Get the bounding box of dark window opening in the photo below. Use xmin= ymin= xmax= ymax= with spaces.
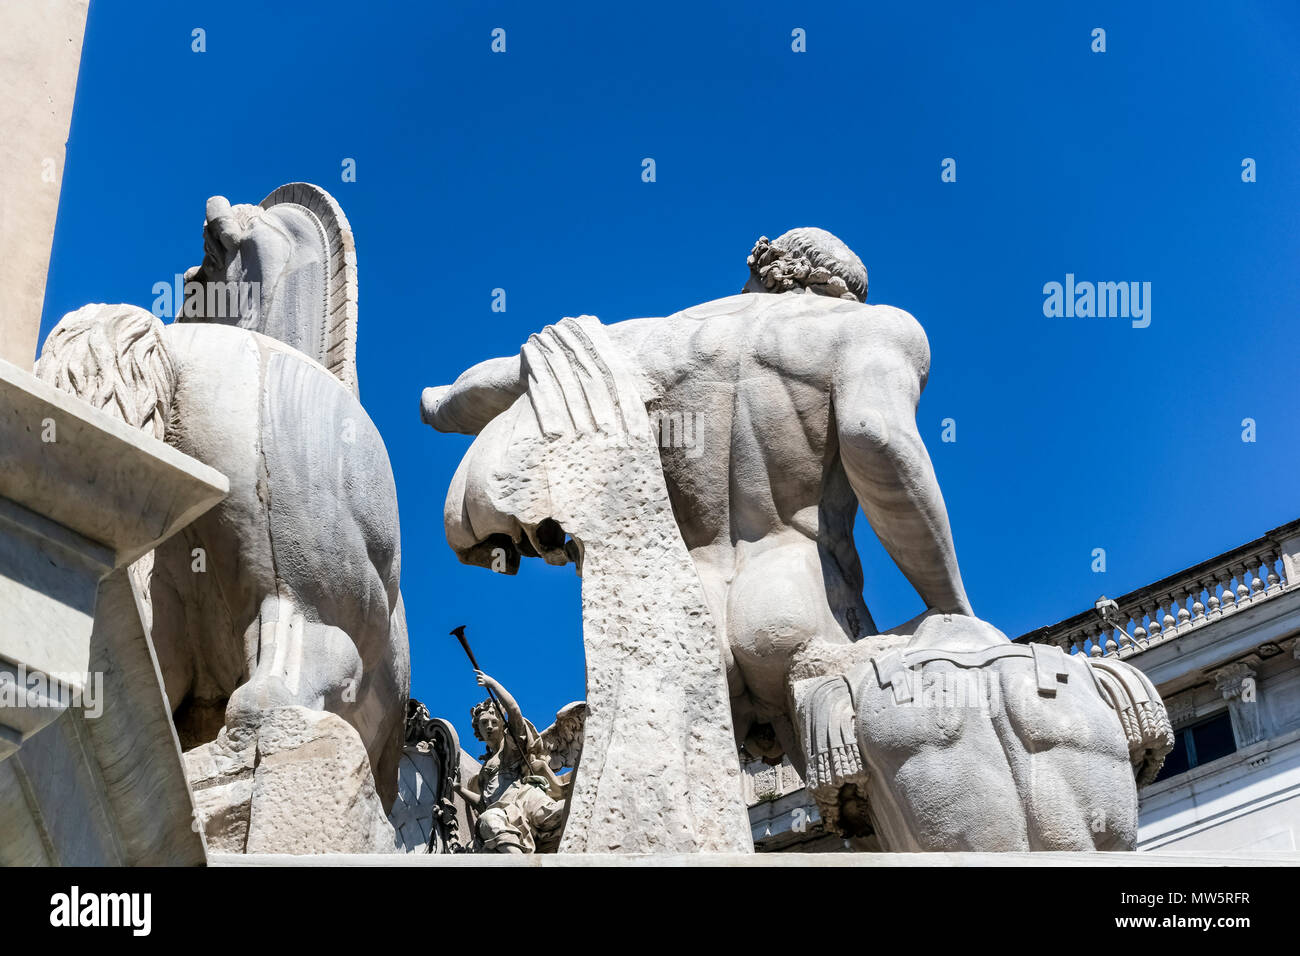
xmin=1153 ymin=711 xmax=1238 ymax=783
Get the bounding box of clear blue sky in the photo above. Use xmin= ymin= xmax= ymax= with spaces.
xmin=40 ymin=1 xmax=1300 ymax=751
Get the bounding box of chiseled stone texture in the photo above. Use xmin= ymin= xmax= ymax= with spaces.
xmin=186 ymin=706 xmax=398 ymax=855
xmin=443 ymin=317 xmax=753 ymax=853
xmin=551 ymin=429 xmax=752 ymax=852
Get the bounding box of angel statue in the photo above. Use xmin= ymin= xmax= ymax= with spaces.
xmin=457 ymin=671 xmax=586 ymax=853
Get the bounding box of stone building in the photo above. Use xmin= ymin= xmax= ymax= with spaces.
xmin=746 ymin=518 xmax=1300 ymax=853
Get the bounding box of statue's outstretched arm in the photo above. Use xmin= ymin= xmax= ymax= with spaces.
xmin=476 ymin=671 xmax=531 ymax=748
xmin=833 ymin=310 xmax=972 ymax=617
xmin=421 ymin=354 xmax=524 ymax=435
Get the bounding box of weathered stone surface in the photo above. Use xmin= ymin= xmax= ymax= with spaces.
xmin=435 ymin=316 xmax=753 ymax=853
xmin=0 ymin=357 xmax=228 ymax=576
xmin=186 ymin=706 xmax=398 ymax=854
xmin=0 ymin=360 xmax=224 ymax=866
xmin=787 ymin=611 xmax=1173 ymax=851
xmin=37 ymin=296 xmax=409 ymax=827
xmin=424 ymin=227 xmax=1170 ymax=853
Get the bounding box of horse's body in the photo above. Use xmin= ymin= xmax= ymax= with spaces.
xmin=149 ymin=323 xmax=408 ymax=806
xmin=38 ymin=185 xmax=408 ymax=817
xmin=793 ymin=611 xmax=1171 ymax=850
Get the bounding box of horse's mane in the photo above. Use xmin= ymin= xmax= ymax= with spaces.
xmin=35 ymin=303 xmax=176 ymax=442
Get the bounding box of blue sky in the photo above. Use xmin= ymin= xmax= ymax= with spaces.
xmin=40 ymin=1 xmax=1300 ymax=751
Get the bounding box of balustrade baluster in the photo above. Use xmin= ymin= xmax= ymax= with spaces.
xmin=1265 ymin=550 xmax=1282 ymax=592
xmin=1249 ymin=558 xmax=1265 ymax=597
xmin=1191 ymin=580 xmax=1207 ymax=623
xmin=1132 ymin=609 xmax=1148 ymax=646
xmin=1145 ymin=603 xmax=1163 ymax=642
xmin=1218 ymin=571 xmax=1237 ymax=610
xmin=1234 ymin=563 xmax=1251 ymax=602
xmin=1175 ymin=587 xmax=1192 ymax=629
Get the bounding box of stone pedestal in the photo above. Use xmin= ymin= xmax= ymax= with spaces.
xmin=185 ymin=706 xmax=400 ymax=855
xmin=0 ymin=358 xmax=227 ymax=864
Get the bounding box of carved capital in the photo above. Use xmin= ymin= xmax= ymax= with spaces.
xmin=1163 ymin=690 xmax=1196 ymax=728
xmin=1213 ymin=660 xmax=1258 ymax=701
xmin=1211 ymin=658 xmax=1264 ymax=747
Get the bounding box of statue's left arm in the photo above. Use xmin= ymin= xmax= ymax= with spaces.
xmin=833 ymin=308 xmax=973 ymax=617
xmin=421 ymin=355 xmax=524 ymax=435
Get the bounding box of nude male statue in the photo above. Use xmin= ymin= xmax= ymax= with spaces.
xmin=422 ymin=228 xmax=970 ymax=766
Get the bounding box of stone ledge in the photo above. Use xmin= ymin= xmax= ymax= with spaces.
xmin=0 ymin=358 xmax=228 ymax=567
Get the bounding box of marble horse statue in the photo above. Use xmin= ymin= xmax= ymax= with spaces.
xmin=36 ymin=184 xmax=410 ymax=820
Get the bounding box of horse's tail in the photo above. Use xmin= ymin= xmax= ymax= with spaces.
xmin=1089 ymin=657 xmax=1175 ymax=785
xmin=35 ymin=303 xmax=177 ymax=442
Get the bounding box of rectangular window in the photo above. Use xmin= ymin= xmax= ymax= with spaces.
xmin=1152 ymin=711 xmax=1237 ymax=783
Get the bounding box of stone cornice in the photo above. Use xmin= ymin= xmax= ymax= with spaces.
xmin=0 ymin=359 xmax=228 ymax=566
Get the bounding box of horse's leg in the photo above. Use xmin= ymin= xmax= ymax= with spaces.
xmin=223 ymin=593 xmax=363 ymax=747
xmin=332 ymin=594 xmax=410 ymax=811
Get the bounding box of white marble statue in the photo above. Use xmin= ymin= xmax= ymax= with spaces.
xmin=424 ymin=228 xmax=959 ymax=770
xmin=792 ymin=610 xmax=1171 ymax=849
xmin=422 ymin=227 xmax=1171 ymax=852
xmin=457 ymin=671 xmax=585 ymax=853
xmin=36 ymin=185 xmax=410 ymax=850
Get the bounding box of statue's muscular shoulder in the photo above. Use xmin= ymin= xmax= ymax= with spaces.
xmin=830 ymin=301 xmax=932 ymax=390
xmin=607 ymin=294 xmax=930 ymax=393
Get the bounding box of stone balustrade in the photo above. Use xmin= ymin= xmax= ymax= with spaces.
xmin=1017 ymin=519 xmax=1300 ymax=659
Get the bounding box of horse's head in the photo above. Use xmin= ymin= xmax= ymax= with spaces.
xmin=182 ymin=194 xmax=331 ymax=361
xmin=182 ymin=197 xmax=280 ymax=326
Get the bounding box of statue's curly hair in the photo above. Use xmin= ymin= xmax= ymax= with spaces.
xmin=469 ymin=698 xmax=503 ymax=742
xmin=746 ymin=227 xmax=867 ymax=302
